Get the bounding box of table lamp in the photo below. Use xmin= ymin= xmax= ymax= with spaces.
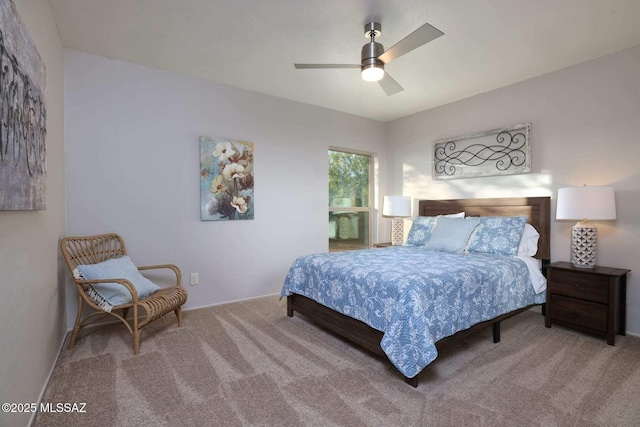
xmin=383 ymin=196 xmax=411 ymax=246
xmin=556 ymin=186 xmax=616 ymax=268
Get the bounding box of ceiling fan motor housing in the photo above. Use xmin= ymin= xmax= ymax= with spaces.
xmin=361 ymin=40 xmax=384 ymax=71
xmin=362 ymin=22 xmax=384 ymax=72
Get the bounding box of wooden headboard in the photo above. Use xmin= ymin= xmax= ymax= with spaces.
xmin=418 ymin=197 xmax=550 ymax=260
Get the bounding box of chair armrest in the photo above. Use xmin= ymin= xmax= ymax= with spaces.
xmin=137 ymin=264 xmax=182 ymax=287
xmin=75 ymin=278 xmax=139 ymax=301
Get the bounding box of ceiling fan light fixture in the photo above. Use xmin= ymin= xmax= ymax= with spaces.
xmin=360 ymin=37 xmax=385 ymax=82
xmin=361 ymin=64 xmax=384 ymax=82
xmin=293 ymin=20 xmax=443 ymax=96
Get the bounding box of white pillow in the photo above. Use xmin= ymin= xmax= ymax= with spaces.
xmin=517 ymin=223 xmax=540 ymax=257
xmin=402 ymin=212 xmax=465 ymax=244
xmin=517 ymin=255 xmax=547 ymax=293
xmin=443 ymin=212 xmax=465 ymax=219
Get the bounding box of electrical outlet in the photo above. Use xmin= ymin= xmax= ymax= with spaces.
xmin=190 ymin=273 xmax=199 ymax=285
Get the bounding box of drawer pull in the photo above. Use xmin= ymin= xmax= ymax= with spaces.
xmin=574 ymin=283 xmax=580 ymax=288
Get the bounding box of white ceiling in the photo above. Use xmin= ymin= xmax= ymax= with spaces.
xmin=48 ymin=0 xmax=640 ymax=122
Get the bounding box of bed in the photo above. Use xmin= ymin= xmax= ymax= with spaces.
xmin=281 ymin=197 xmax=550 ymax=387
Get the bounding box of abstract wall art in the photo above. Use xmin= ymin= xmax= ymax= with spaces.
xmin=432 ymin=123 xmax=531 ymax=180
xmin=0 ymin=0 xmax=47 ymax=210
xmin=200 ymin=136 xmax=254 ymax=221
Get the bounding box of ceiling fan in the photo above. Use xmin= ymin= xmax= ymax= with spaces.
xmin=294 ymin=21 xmax=444 ymax=96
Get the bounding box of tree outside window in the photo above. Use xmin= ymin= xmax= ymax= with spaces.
xmin=329 ymin=149 xmax=371 ymax=251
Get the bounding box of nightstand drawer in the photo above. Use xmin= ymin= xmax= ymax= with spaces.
xmin=548 ymin=269 xmax=608 ymax=303
xmin=545 ymin=261 xmax=630 ymax=345
xmin=549 ymin=295 xmax=607 ymax=332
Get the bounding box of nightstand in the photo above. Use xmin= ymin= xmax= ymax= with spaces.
xmin=545 ymin=261 xmax=630 ymax=345
xmin=373 ymin=242 xmax=393 ymax=248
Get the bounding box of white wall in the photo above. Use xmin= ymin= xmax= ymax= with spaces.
xmin=387 ymin=44 xmax=640 ymax=335
xmin=64 ymin=50 xmax=387 ymax=327
xmin=0 ymin=1 xmax=65 ymax=426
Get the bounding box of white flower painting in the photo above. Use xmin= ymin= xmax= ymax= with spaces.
xmin=200 ymin=136 xmax=254 ymax=220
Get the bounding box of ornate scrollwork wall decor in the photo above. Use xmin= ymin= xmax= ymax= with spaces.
xmin=432 ymin=123 xmax=531 ymax=180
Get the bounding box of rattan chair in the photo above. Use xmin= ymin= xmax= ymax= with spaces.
xmin=60 ymin=233 xmax=188 ymax=354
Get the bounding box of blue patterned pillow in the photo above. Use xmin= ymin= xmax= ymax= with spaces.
xmin=405 ymin=216 xmax=437 ymax=246
xmin=466 ymin=216 xmax=528 ymax=256
xmin=423 ymin=217 xmax=480 ymax=253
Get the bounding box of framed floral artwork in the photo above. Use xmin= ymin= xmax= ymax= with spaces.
xmin=200 ymin=136 xmax=254 ymax=220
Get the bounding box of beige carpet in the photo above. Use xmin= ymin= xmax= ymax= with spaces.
xmin=35 ymin=295 xmax=640 ymax=426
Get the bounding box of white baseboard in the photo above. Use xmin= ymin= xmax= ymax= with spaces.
xmin=182 ymin=292 xmax=281 ymax=312
xmin=28 ymin=331 xmax=68 ymax=427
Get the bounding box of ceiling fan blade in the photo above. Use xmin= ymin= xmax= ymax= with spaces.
xmin=294 ymin=64 xmax=360 ymax=69
xmin=378 ymin=72 xmax=403 ymax=96
xmin=378 ymin=23 xmax=444 ymax=64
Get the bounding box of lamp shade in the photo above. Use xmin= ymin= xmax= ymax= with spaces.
xmin=383 ymin=196 xmax=411 ymax=217
xmin=556 ymin=186 xmax=616 ymax=220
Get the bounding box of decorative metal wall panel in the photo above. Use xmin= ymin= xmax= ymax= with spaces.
xmin=432 ymin=123 xmax=531 ymax=180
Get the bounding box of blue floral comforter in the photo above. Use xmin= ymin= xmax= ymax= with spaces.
xmin=280 ymin=246 xmax=545 ymax=378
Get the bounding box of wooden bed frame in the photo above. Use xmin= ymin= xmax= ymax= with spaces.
xmin=287 ymin=196 xmax=551 ymax=387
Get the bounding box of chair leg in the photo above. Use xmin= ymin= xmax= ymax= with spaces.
xmin=68 ymin=294 xmax=84 ymax=349
xmin=122 ymin=307 xmax=129 ymax=320
xmin=133 ymin=330 xmax=140 ymax=355
xmin=175 ymin=308 xmax=183 ymax=326
xmin=132 ymin=304 xmax=140 ymax=354
xmin=68 ymin=327 xmax=81 ymax=349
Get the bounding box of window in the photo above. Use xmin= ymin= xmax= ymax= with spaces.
xmin=328 ymin=149 xmax=372 ymax=252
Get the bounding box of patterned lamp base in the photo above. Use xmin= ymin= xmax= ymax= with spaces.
xmin=338 ymin=216 xmax=351 ymax=239
xmin=571 ymin=221 xmax=597 ymax=268
xmin=391 ymin=217 xmax=404 ymax=246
